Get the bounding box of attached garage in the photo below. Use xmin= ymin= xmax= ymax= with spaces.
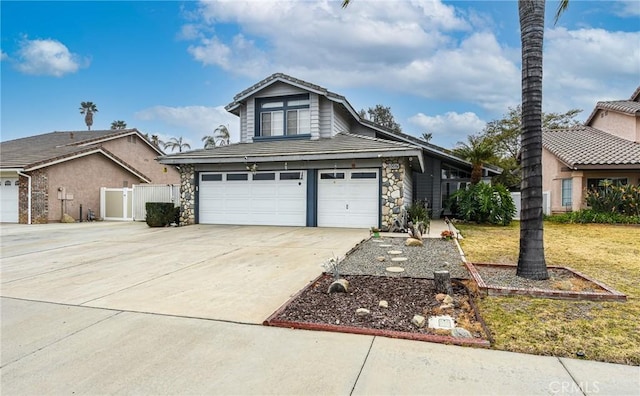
xmin=317 ymin=169 xmax=380 ymax=228
xmin=199 ymin=171 xmax=307 ymax=226
xmin=0 ymin=178 xmax=19 ymax=223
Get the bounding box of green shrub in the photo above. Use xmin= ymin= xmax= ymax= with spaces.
xmin=585 ymin=182 xmax=639 ymax=216
xmin=406 ymin=200 xmax=430 ymax=223
xmin=450 ymin=183 xmax=515 ymax=225
xmin=547 ymin=210 xmax=640 ymax=224
xmin=146 ymin=202 xmax=178 ymax=227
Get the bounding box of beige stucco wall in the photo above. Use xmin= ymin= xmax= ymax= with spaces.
xmin=543 ymin=148 xmax=640 ymax=213
xmin=101 ymin=136 xmax=179 ymax=184
xmin=45 ymin=153 xmax=143 ymax=222
xmin=589 ymin=109 xmax=639 ymax=142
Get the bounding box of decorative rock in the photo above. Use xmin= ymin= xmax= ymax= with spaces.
xmin=405 ymin=238 xmax=423 ymax=247
xmin=439 ymin=303 xmax=454 ymax=309
xmin=376 ymin=256 xmax=386 ymax=262
xmin=435 ymin=293 xmax=447 ymax=302
xmin=391 ymin=257 xmax=408 ymax=262
xmin=356 ymin=308 xmax=371 ymax=317
xmin=386 ymin=266 xmax=405 ymax=273
xmin=411 ymin=315 xmax=426 ymax=328
xmin=387 ymin=250 xmax=403 ymax=255
xmin=379 ymin=300 xmax=389 ymax=308
xmin=451 ymin=327 xmax=473 ymax=338
xmin=428 ymin=315 xmax=455 ymax=329
xmin=443 ymin=295 xmax=454 ymax=304
xmin=61 ymin=213 xmax=75 ymax=223
xmin=327 ymin=279 xmax=349 ymax=293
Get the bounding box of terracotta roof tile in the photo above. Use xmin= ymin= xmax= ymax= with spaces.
xmin=543 ymin=126 xmax=640 ymax=168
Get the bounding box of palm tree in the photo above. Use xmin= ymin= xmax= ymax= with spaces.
xmin=453 ymin=135 xmax=495 ymax=184
xmin=201 ymin=135 xmax=216 ymax=149
xmin=110 ymin=120 xmax=127 ymax=130
xmin=214 ymin=125 xmax=231 ymax=146
xmin=516 ymin=0 xmax=568 ymax=280
xmin=79 ymin=102 xmax=98 ymax=130
xmin=163 ymin=136 xmax=191 ymax=153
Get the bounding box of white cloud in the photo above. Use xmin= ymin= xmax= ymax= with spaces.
xmin=543 ymin=27 xmax=640 ymax=117
xmin=408 ymin=111 xmax=486 ymax=147
xmin=613 ymin=0 xmax=640 ymax=17
xmin=135 ymin=105 xmax=239 ymax=148
xmin=15 ymin=38 xmax=87 ymax=77
xmin=0 ymin=49 xmax=8 ymax=61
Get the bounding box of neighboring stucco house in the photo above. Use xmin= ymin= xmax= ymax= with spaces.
xmin=542 ymin=87 xmax=640 ymax=213
xmin=159 ymin=73 xmax=498 ymax=229
xmin=0 ymin=128 xmax=179 ymax=223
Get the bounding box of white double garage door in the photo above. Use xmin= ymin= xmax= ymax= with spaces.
xmin=199 ymin=169 xmax=379 ymax=228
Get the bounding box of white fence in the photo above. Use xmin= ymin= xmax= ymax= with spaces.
xmin=511 ymin=191 xmax=551 ymax=220
xmin=132 ymin=184 xmax=180 ymax=221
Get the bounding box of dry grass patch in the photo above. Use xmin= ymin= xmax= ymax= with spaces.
xmin=456 ymin=222 xmax=640 ymax=365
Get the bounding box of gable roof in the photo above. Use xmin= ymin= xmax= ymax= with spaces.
xmin=224 ymin=72 xmax=498 ymax=174
xmin=159 ymin=132 xmax=425 ymax=171
xmin=543 ymin=126 xmax=640 ymax=169
xmin=585 ymin=86 xmax=640 ymax=126
xmin=0 ymin=129 xmax=156 ymax=181
xmin=225 ymin=72 xmax=359 ymax=118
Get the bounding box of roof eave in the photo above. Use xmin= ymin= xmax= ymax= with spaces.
xmin=159 ymin=149 xmax=424 ymax=171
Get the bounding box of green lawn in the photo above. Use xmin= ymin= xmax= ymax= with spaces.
xmin=456 ymin=222 xmax=640 ymax=366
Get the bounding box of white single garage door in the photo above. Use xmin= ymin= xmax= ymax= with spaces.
xmin=199 ymin=171 xmax=307 ymax=226
xmin=318 ymin=169 xmax=379 ymax=228
xmin=0 ymin=178 xmax=19 ymax=223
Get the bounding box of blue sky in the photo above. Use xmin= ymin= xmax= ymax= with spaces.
xmin=1 ymin=0 xmax=639 ymax=150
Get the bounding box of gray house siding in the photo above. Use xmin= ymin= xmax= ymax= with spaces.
xmin=256 ymin=81 xmax=307 ymax=97
xmin=239 ymin=106 xmax=248 ymax=142
xmin=244 ymin=99 xmax=255 ymax=143
xmin=413 ymin=156 xmax=443 ymax=218
xmin=403 ymin=160 xmax=413 ymax=207
xmin=334 ymin=108 xmax=350 ymax=136
xmin=310 ymin=93 xmax=320 ymax=140
xmin=319 ymin=97 xmax=333 ymax=138
xmin=351 ymin=123 xmax=376 ymax=137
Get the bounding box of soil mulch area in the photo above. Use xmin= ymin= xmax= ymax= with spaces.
xmin=267 ymin=274 xmax=490 ymax=345
xmin=338 ymin=237 xmax=469 ymax=279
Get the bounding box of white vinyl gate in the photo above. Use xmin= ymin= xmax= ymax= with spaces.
xmin=132 ymin=184 xmax=180 ymax=221
xmin=100 ymin=184 xmax=179 ymax=221
xmin=511 ymin=191 xmax=551 ymax=220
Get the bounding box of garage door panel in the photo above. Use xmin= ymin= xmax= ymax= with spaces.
xmin=199 ymin=171 xmax=306 ymax=226
xmin=0 ymin=178 xmax=19 ymax=223
xmin=318 ymin=169 xmax=379 ymax=228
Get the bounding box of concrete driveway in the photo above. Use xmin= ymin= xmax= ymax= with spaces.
xmin=2 ymin=222 xmax=637 ymax=395
xmin=0 ymin=222 xmax=368 ymax=323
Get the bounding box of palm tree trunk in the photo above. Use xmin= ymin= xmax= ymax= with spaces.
xmin=85 ymin=112 xmax=93 ymax=131
xmin=517 ymin=0 xmax=548 ymax=280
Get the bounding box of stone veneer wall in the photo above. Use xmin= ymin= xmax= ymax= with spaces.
xmin=19 ymin=169 xmax=49 ymax=224
xmin=381 ymin=158 xmax=406 ymax=230
xmin=179 ymin=165 xmax=196 ymax=225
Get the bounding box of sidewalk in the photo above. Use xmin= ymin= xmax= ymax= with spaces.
xmin=2 ymin=297 xmax=637 ymax=395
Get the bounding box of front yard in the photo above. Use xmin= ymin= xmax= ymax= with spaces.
xmin=456 ymin=222 xmax=640 ymax=365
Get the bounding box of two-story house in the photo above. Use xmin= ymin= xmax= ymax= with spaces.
xmin=159 ymin=73 xmax=498 ymax=229
xmin=542 ymin=87 xmax=640 ymax=213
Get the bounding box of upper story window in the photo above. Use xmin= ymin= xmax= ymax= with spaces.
xmin=256 ymin=94 xmax=310 ymax=138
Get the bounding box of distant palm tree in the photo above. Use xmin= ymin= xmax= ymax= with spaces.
xmin=110 ymin=120 xmax=127 ymax=130
xmin=453 ymin=135 xmax=495 ymax=184
xmin=79 ymin=102 xmax=98 ymax=130
xmin=201 ymin=135 xmax=216 ymax=149
xmin=163 ymin=136 xmax=191 ymax=153
xmin=214 ymin=125 xmax=231 ymax=146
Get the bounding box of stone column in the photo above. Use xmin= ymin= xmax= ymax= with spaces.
xmin=381 ymin=158 xmax=405 ymax=230
xmin=179 ymin=165 xmax=196 ymax=225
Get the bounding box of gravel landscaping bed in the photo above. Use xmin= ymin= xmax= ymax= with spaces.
xmin=474 ymin=265 xmax=609 ymax=292
xmin=338 ymin=237 xmax=469 ymax=279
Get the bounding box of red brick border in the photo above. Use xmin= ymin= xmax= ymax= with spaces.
xmin=464 ymin=262 xmax=627 ymax=302
xmin=264 ymin=273 xmax=491 ymax=348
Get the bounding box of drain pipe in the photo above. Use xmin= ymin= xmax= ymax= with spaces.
xmin=17 ymin=171 xmax=32 ymax=224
